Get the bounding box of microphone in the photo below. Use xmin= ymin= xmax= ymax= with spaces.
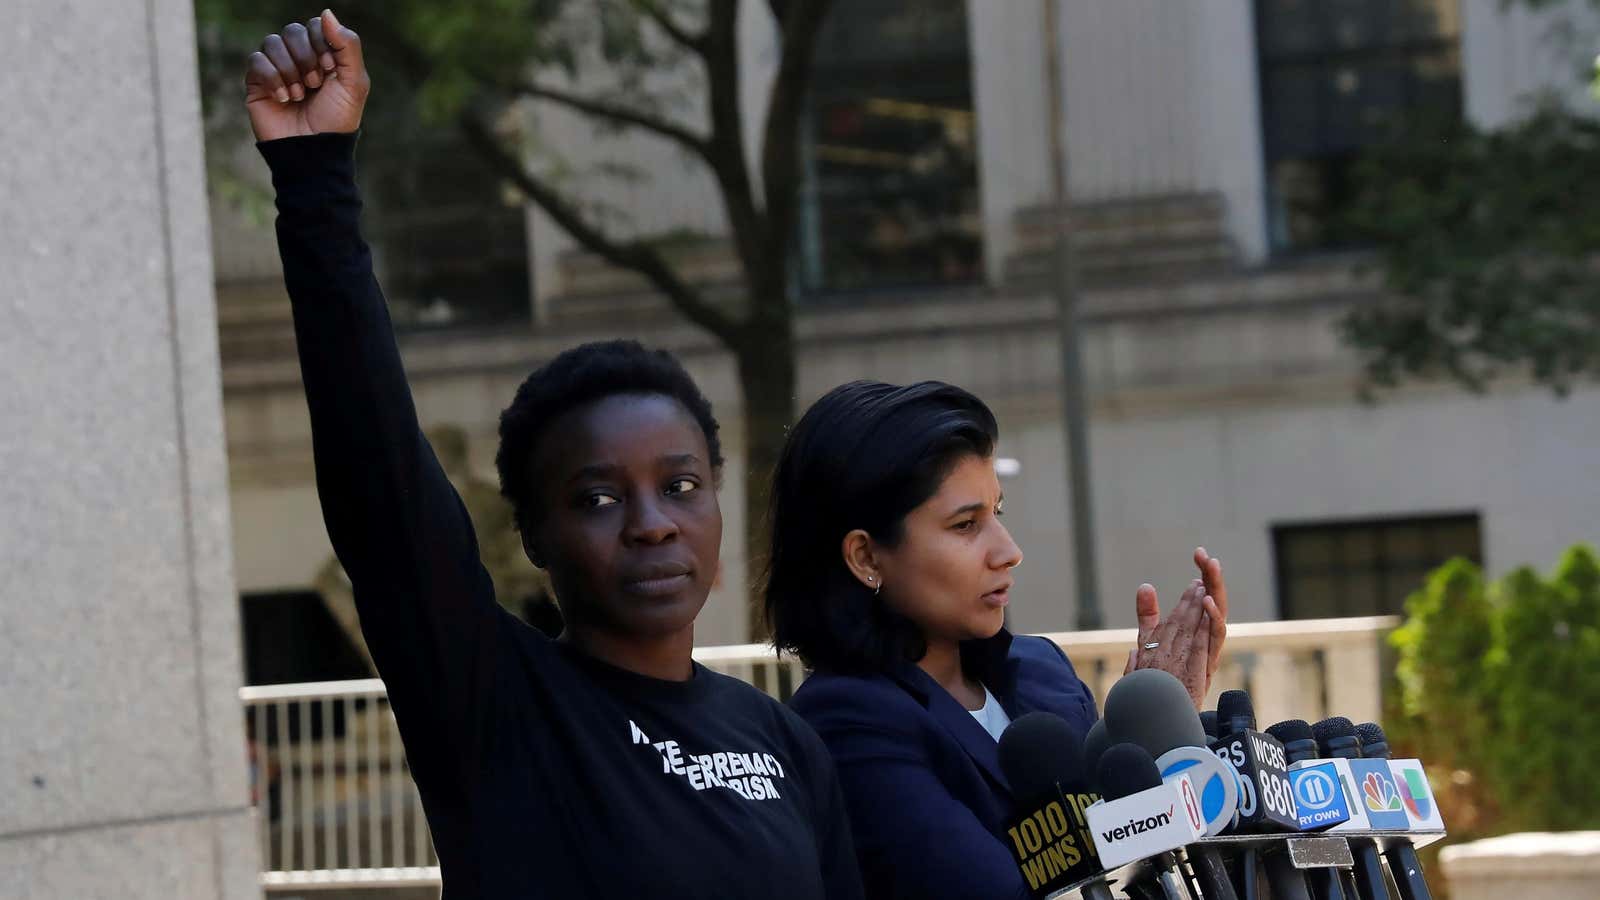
xmin=1103 ymin=670 xmax=1240 ymax=900
xmin=1083 ymin=717 xmax=1112 ymax=786
xmin=996 ymin=712 xmax=1104 ymax=898
xmin=1211 ymin=691 xmax=1297 ymax=900
xmin=1268 ymin=720 xmax=1352 ymax=831
xmin=1355 ymin=723 xmax=1438 ymax=900
xmin=1218 ymin=690 xmax=1255 ymax=738
xmin=1354 ymin=723 xmax=1389 ymax=760
xmin=1267 ymin=720 xmax=1319 ymax=766
xmin=1087 ymin=743 xmax=1202 ymax=900
xmin=1214 ymin=693 xmax=1299 ymax=833
xmin=1201 ymin=710 xmax=1221 ymax=750
xmin=1305 ymin=718 xmax=1374 ymax=834
xmin=1314 ymin=718 xmax=1392 ymax=900
xmin=1269 ymin=720 xmax=1350 ymax=900
xmin=1105 ymin=669 xmax=1241 ymax=836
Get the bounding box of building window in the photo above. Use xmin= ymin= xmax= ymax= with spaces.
xmin=1255 ymin=0 xmax=1462 ymax=252
xmin=1273 ymin=513 xmax=1482 ymax=619
xmin=239 ymin=591 xmax=371 ymax=686
xmin=358 ymin=110 xmax=532 ymax=331
xmin=798 ymin=0 xmax=982 ymax=295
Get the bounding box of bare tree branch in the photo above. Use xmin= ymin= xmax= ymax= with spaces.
xmin=630 ymin=0 xmax=706 ymax=53
xmin=509 ymin=79 xmax=712 ymax=159
xmin=701 ymin=0 xmax=767 ymax=286
xmin=459 ymin=113 xmax=740 ymax=341
xmin=758 ymin=0 xmax=833 ymax=299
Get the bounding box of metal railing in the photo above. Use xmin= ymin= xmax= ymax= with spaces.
xmin=243 ymin=616 xmax=1397 ymax=890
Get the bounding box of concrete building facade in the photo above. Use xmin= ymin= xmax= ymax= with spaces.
xmin=215 ymin=0 xmax=1600 ymax=653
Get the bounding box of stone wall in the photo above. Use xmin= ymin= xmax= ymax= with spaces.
xmin=0 ymin=0 xmax=258 ymax=896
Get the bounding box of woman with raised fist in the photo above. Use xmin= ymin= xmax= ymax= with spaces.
xmin=246 ymin=11 xmax=862 ymax=898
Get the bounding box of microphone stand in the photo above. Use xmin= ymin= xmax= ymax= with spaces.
xmin=1189 ymin=844 xmax=1240 ymax=900
xmin=1310 ymin=867 xmax=1348 ymax=900
xmin=1262 ymin=848 xmax=1314 ymax=900
xmin=1383 ymin=845 xmax=1434 ymax=900
xmin=1231 ymin=847 xmax=1259 ymax=900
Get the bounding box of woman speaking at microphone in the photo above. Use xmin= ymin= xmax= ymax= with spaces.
xmin=763 ymin=380 xmax=1227 ymax=899
xmin=244 ymin=11 xmax=861 ymax=898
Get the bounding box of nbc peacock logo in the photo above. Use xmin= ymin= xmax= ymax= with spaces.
xmin=1362 ymin=772 xmax=1401 ymax=812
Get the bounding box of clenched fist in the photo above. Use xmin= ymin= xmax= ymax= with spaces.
xmin=244 ymin=9 xmax=370 ymax=142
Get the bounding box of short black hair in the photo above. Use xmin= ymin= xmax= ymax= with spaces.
xmin=763 ymin=380 xmax=999 ymax=673
xmin=496 ymin=340 xmax=723 ymax=535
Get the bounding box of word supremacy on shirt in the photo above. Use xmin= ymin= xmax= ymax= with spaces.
xmin=631 ymin=719 xmax=788 ymax=800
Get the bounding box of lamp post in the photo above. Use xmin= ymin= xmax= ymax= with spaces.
xmin=1039 ymin=0 xmax=1102 ymax=630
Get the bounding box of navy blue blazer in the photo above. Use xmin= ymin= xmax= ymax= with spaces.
xmin=788 ymin=631 xmax=1099 ymax=900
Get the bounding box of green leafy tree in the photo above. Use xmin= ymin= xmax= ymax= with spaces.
xmin=1343 ymin=107 xmax=1600 ymax=395
xmin=1341 ymin=0 xmax=1600 ymax=396
xmin=198 ymin=1 xmax=834 ymax=638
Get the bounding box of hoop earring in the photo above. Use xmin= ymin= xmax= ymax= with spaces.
xmin=868 ymin=575 xmax=881 ymax=597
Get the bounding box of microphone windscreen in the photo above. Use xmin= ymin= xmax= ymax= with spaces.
xmin=1265 ymin=719 xmax=1313 ymax=745
xmin=1217 ymin=689 xmax=1255 ymax=731
xmin=1096 ymin=742 xmax=1164 ymax=801
xmin=1318 ymin=714 xmax=1356 ymax=743
xmin=1083 ymin=718 xmax=1111 ymax=780
xmin=1355 ymin=722 xmax=1391 ymax=759
xmin=1104 ymin=668 xmax=1206 ymax=756
xmin=1199 ymin=710 xmax=1219 ymax=739
xmin=998 ymin=711 xmax=1087 ymax=801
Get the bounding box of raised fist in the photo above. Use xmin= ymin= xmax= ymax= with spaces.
xmin=244 ymin=9 xmax=370 ymax=142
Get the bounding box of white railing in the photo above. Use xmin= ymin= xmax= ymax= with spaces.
xmin=243 ymin=616 xmax=1397 ymax=890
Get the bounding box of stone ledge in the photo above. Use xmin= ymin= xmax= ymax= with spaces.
xmin=1440 ymin=831 xmax=1600 ymax=878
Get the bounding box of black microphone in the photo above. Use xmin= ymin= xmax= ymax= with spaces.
xmin=1092 ymin=743 xmax=1194 ymax=900
xmin=1312 ymin=717 xmax=1365 ymax=763
xmin=996 ymin=712 xmax=1105 ymax=898
xmin=1211 ymin=691 xmax=1296 ymax=900
xmin=1083 ymin=717 xmax=1112 ymax=789
xmin=1218 ymin=690 xmax=1255 ymax=736
xmin=1266 ymin=719 xmax=1320 ymax=766
xmin=1201 ymin=710 xmax=1221 ymax=750
xmin=1354 ymin=723 xmax=1390 ymax=761
xmin=1314 ymin=717 xmax=1392 ymax=900
xmin=1216 ymin=694 xmax=1298 ymax=833
xmin=1356 ymin=723 xmax=1435 ymax=900
xmin=1266 ymin=719 xmax=1343 ymax=900
xmin=1103 ymin=670 xmax=1240 ymax=900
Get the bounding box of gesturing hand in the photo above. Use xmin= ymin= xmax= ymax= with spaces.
xmin=244 ymin=9 xmax=370 ymax=142
xmin=1122 ymin=547 xmax=1230 ymax=709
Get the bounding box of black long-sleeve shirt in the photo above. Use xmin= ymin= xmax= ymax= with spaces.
xmin=261 ymin=132 xmax=863 ymax=900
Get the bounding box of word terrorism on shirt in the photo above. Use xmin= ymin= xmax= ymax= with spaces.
xmin=629 ymin=720 xmax=786 ymax=801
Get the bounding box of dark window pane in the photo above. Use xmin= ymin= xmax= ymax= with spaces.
xmin=1276 ymin=513 xmax=1482 ymax=619
xmin=1341 ymin=528 xmax=1380 ymax=567
xmin=357 ymin=110 xmax=531 ymax=331
xmin=799 ymin=0 xmax=982 ymax=294
xmin=1256 ymin=0 xmax=1462 ymax=252
xmin=239 ymin=591 xmax=370 ymax=686
xmin=1343 ymin=569 xmax=1385 ymax=617
xmin=1284 ymin=530 xmax=1339 ymax=570
xmin=1290 ymin=574 xmax=1344 ymax=619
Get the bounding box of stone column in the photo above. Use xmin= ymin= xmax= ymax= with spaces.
xmin=0 ymin=0 xmax=259 ymax=897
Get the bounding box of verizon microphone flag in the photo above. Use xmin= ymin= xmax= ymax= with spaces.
xmin=1083 ymin=773 xmax=1204 ymax=869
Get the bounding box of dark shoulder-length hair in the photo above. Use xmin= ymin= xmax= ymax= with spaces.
xmin=762 ymin=380 xmax=999 ymax=674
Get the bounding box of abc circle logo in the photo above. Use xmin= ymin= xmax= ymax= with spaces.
xmin=1294 ymin=769 xmax=1339 ymax=811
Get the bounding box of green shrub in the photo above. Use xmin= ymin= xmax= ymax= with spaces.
xmin=1389 ymin=545 xmax=1600 ymax=831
